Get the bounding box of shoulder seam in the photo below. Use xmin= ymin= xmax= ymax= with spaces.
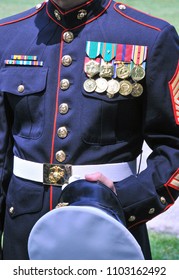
xmin=114 ymin=3 xmax=162 ymax=32
xmin=0 ymin=2 xmax=46 ymax=27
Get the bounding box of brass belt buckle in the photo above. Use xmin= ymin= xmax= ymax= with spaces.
xmin=43 ymin=163 xmax=72 ymax=186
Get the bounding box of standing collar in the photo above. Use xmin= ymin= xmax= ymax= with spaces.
xmin=46 ymin=0 xmax=112 ymax=29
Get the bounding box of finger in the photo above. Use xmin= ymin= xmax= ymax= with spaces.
xmin=85 ymin=172 xmax=117 ymax=194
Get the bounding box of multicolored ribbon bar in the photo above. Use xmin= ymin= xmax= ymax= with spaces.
xmin=5 ymin=60 xmax=43 ymax=66
xmin=11 ymin=55 xmax=38 ymax=61
xmin=132 ymin=45 xmax=148 ymax=65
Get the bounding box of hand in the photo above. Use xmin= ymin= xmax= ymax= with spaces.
xmin=85 ymin=172 xmax=117 ymax=194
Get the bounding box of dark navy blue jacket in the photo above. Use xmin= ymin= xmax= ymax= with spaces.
xmin=0 ymin=0 xmax=179 ymax=259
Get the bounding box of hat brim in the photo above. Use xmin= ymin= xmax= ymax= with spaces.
xmin=28 ymin=206 xmax=144 ymax=260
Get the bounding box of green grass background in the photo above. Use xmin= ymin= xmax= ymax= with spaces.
xmin=0 ymin=0 xmax=178 ymax=259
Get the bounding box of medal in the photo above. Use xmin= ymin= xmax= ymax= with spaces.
xmin=131 ymin=65 xmax=145 ymax=81
xmin=95 ymin=77 xmax=108 ymax=93
xmin=107 ymin=79 xmax=120 ymax=95
xmin=119 ymin=80 xmax=132 ymax=96
xmin=115 ymin=44 xmax=133 ymax=79
xmin=131 ymin=45 xmax=148 ymax=82
xmin=116 ymin=63 xmax=130 ymax=79
xmin=99 ymin=42 xmax=116 ymax=78
xmin=85 ymin=41 xmax=101 ymax=78
xmin=131 ymin=83 xmax=143 ymax=97
xmin=99 ymin=60 xmax=114 ymax=78
xmin=83 ymin=78 xmax=96 ymax=93
xmin=84 ymin=58 xmax=100 ymax=78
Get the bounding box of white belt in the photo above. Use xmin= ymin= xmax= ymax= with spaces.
xmin=13 ymin=156 xmax=136 ymax=186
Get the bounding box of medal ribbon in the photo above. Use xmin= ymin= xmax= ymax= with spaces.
xmin=132 ymin=45 xmax=148 ymax=65
xmin=86 ymin=41 xmax=101 ymax=59
xmin=116 ymin=44 xmax=133 ymax=62
xmin=100 ymin=42 xmax=116 ymax=62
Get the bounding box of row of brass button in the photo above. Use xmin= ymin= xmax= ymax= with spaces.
xmin=56 ymin=36 xmax=74 ymax=163
xmin=127 ymin=197 xmax=167 ymax=223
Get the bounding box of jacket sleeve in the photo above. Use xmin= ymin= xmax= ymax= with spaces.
xmin=0 ymin=89 xmax=14 ymax=258
xmin=115 ymin=25 xmax=179 ymax=229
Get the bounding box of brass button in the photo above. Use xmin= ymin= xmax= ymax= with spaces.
xmin=17 ymin=84 xmax=25 ymax=93
xmin=62 ymin=55 xmax=72 ymax=66
xmin=77 ymin=9 xmax=87 ymax=20
xmin=60 ymin=79 xmax=70 ymax=90
xmin=56 ymin=150 xmax=66 ymax=163
xmin=59 ymin=103 xmax=69 ymax=115
xmin=160 ymin=196 xmax=166 ymax=205
xmin=119 ymin=4 xmax=126 ymax=10
xmin=9 ymin=207 xmax=14 ymax=215
xmin=54 ymin=9 xmax=61 ymax=21
xmin=148 ymin=208 xmax=155 ymax=215
xmin=57 ymin=126 xmax=68 ymax=139
xmin=63 ymin=31 xmax=74 ymax=43
xmin=128 ymin=215 xmax=136 ymax=222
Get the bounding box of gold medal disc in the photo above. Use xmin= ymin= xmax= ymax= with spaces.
xmin=131 ymin=65 xmax=145 ymax=82
xmin=107 ymin=79 xmax=120 ymax=95
xmin=95 ymin=77 xmax=108 ymax=93
xmin=83 ymin=79 xmax=96 ymax=93
xmin=116 ymin=64 xmax=130 ymax=79
xmin=131 ymin=83 xmax=143 ymax=97
xmin=119 ymin=80 xmax=132 ymax=96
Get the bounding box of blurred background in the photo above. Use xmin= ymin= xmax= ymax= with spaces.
xmin=0 ymin=0 xmax=178 ymax=259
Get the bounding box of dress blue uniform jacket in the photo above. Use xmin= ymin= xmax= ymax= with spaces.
xmin=0 ymin=0 xmax=179 ymax=259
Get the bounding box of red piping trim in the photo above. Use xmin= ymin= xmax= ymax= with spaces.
xmin=168 ymin=61 xmax=179 ymax=125
xmin=48 ymin=33 xmax=64 ymax=211
xmin=165 ymin=186 xmax=175 ymax=203
xmin=164 ymin=203 xmax=173 ymax=211
xmin=114 ymin=2 xmax=161 ymax=32
xmin=47 ymin=0 xmax=112 ymax=209
xmin=0 ymin=2 xmax=46 ymax=27
xmin=49 ymin=39 xmax=64 ymax=164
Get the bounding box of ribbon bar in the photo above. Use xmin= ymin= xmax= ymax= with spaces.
xmin=5 ymin=60 xmax=43 ymax=66
xmin=11 ymin=55 xmax=38 ymax=61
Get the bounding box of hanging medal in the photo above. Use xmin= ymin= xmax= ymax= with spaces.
xmin=99 ymin=42 xmax=116 ymax=78
xmin=99 ymin=43 xmax=119 ymax=98
xmin=131 ymin=82 xmax=144 ymax=97
xmin=115 ymin=44 xmax=133 ymax=79
xmin=106 ymin=60 xmax=120 ymax=98
xmin=131 ymin=45 xmax=148 ymax=82
xmin=114 ymin=44 xmax=133 ymax=96
xmin=83 ymin=41 xmax=101 ymax=93
xmin=85 ymin=41 xmax=101 ymax=77
xmin=98 ymin=43 xmax=117 ymax=95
